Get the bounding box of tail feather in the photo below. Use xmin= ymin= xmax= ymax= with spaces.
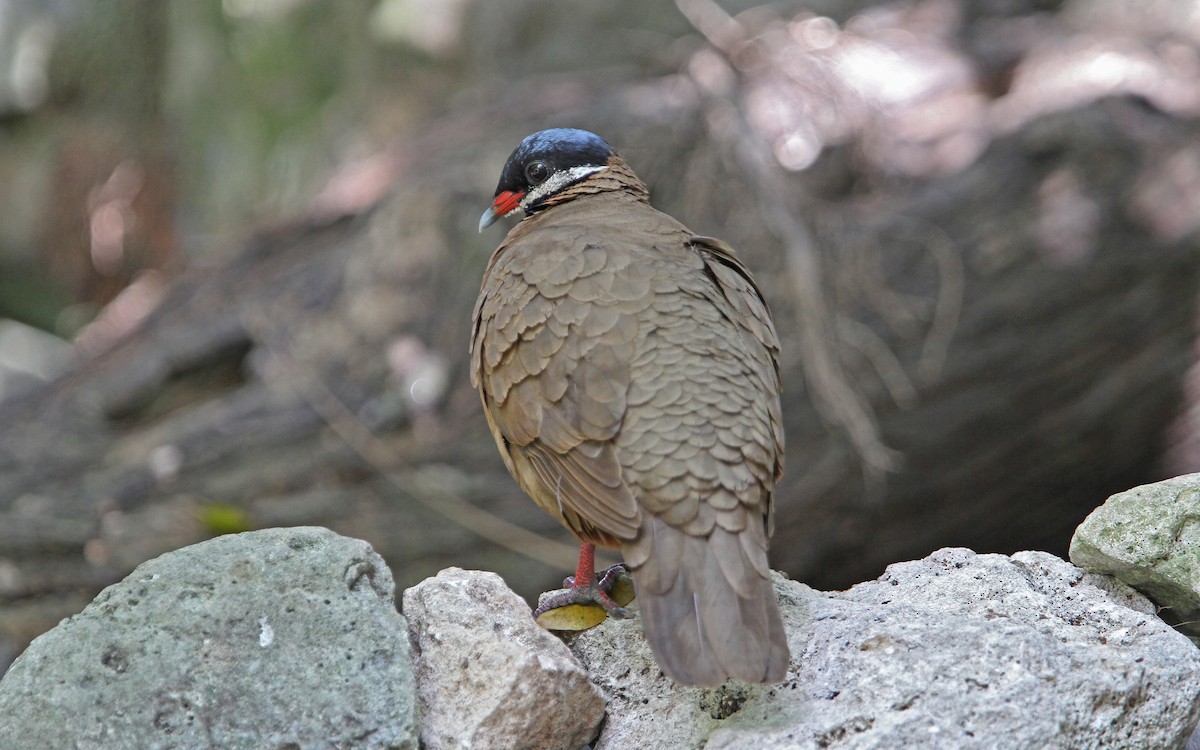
xmin=627 ymin=521 xmax=789 ymax=686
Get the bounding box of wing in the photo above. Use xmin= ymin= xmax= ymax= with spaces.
xmin=616 ymin=233 xmax=788 ymax=684
xmin=471 ymin=229 xmax=647 ymax=544
xmin=691 ymin=234 xmax=785 ymax=485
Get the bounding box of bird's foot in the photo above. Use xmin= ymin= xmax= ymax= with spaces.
xmin=563 ymin=562 xmax=629 ymax=594
xmin=535 ymin=575 xmax=633 ymax=619
xmin=534 ymin=545 xmax=636 ymax=631
xmin=533 ymin=564 xmax=636 ymax=632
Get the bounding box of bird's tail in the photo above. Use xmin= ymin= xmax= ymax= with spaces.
xmin=624 ymin=518 xmax=790 ymax=686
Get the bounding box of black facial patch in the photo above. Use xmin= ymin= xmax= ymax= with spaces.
xmin=493 ymin=128 xmax=615 ymax=198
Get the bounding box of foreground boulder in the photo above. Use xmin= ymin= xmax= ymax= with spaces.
xmin=2 ymin=530 xmax=1196 ymax=749
xmin=1071 ymin=473 xmax=1200 ymax=636
xmin=0 ymin=527 xmax=417 ymax=750
xmin=571 ymin=548 xmax=1200 ymax=749
xmin=403 ymin=567 xmax=605 ymax=750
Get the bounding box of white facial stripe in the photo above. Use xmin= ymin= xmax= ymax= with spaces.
xmin=514 ymin=165 xmax=607 ymax=214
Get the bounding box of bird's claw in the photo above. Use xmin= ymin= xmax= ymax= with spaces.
xmin=537 ymin=563 xmax=633 ymax=619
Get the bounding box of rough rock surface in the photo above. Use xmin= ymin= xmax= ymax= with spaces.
xmin=570 ymin=548 xmax=1200 ymax=750
xmin=0 ymin=527 xmax=416 ymax=750
xmin=402 ymin=567 xmax=604 ymax=750
xmin=1070 ymin=473 xmax=1200 ymax=634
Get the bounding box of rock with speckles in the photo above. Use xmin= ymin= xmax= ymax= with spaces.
xmin=402 ymin=567 xmax=605 ymax=750
xmin=570 ymin=549 xmax=1200 ymax=750
xmin=1070 ymin=473 xmax=1200 ymax=637
xmin=0 ymin=527 xmax=417 ymax=750
xmin=4 ymin=531 xmax=1196 ymax=749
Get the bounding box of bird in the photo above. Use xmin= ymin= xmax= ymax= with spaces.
xmin=471 ymin=128 xmax=789 ymax=686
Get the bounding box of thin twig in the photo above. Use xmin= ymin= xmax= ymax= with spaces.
xmin=675 ymin=0 xmax=746 ymax=55
xmin=914 ymin=218 xmax=964 ymax=383
xmin=838 ymin=317 xmax=919 ymax=409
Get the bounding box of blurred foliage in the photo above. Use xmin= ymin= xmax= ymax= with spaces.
xmin=0 ymin=0 xmax=799 ymax=338
xmin=160 ymin=0 xmax=381 ymax=242
xmin=0 ymin=0 xmax=457 ymax=335
xmin=0 ymin=258 xmax=68 ymax=331
xmin=197 ymin=502 xmax=254 ymax=536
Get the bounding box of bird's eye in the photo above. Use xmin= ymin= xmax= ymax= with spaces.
xmin=524 ymin=161 xmax=551 ymax=185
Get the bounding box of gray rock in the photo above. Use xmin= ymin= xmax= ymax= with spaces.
xmin=571 ymin=548 xmax=1200 ymax=750
xmin=402 ymin=568 xmax=604 ymax=750
xmin=1070 ymin=473 xmax=1200 ymax=634
xmin=0 ymin=526 xmax=417 ymax=750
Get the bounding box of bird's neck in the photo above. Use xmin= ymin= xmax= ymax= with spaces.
xmin=538 ymin=155 xmax=650 ymax=212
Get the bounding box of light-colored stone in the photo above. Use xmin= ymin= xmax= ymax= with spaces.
xmin=0 ymin=526 xmax=417 ymax=750
xmin=1070 ymin=473 xmax=1200 ymax=633
xmin=402 ymin=567 xmax=604 ymax=750
xmin=572 ymin=548 xmax=1200 ymax=750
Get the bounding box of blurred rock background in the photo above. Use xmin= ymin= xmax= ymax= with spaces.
xmin=1 ymin=0 xmax=1199 ymax=672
